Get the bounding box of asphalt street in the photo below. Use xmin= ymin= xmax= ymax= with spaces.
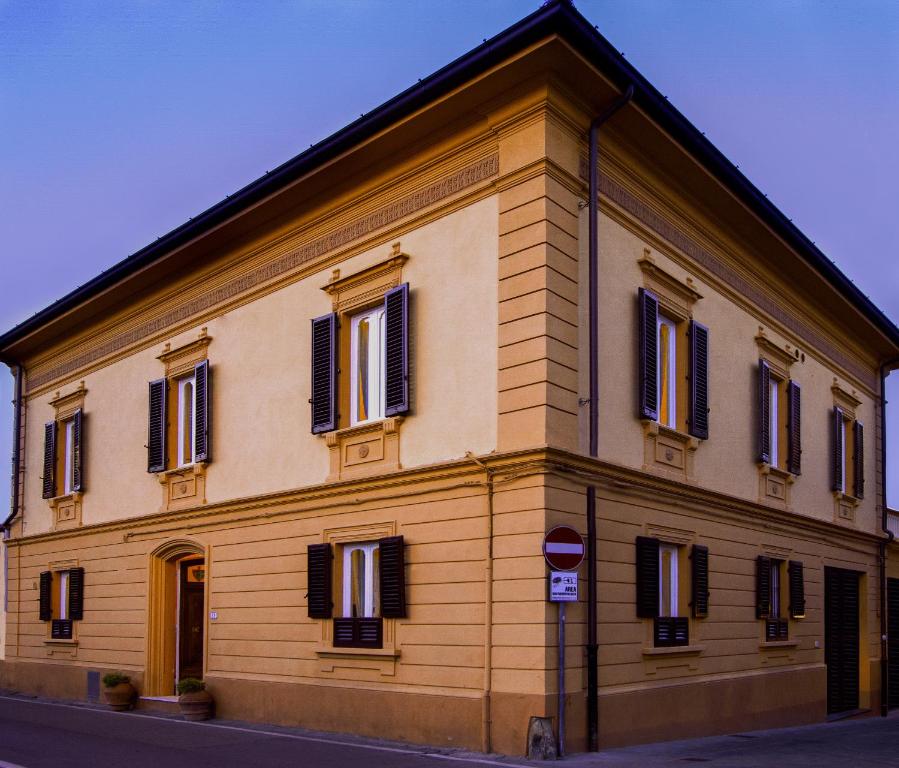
xmin=1 ymin=693 xmax=899 ymax=767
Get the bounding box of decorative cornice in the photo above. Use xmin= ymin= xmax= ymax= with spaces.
xmin=26 ymin=153 xmax=499 ymax=393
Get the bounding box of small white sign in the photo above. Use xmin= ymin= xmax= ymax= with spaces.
xmin=209 ymin=611 xmax=218 ymax=620
xmin=549 ymin=571 xmax=578 ymax=602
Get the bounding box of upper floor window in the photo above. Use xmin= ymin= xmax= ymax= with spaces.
xmin=350 ymin=306 xmax=387 ymax=426
xmin=832 ymin=406 xmax=864 ymax=499
xmin=147 ymin=359 xmax=210 ymax=474
xmin=657 ymin=314 xmax=677 ymax=430
xmin=177 ymin=373 xmax=197 ymax=467
xmin=757 ymin=359 xmax=801 ymax=475
xmin=42 ymin=409 xmax=84 ymax=499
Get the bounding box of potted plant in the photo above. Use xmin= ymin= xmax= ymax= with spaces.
xmin=176 ymin=677 xmax=213 ymax=721
xmin=102 ymin=672 xmax=135 ymax=712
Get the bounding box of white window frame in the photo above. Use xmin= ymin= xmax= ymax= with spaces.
xmin=63 ymin=419 xmax=75 ymax=495
xmin=350 ymin=306 xmax=386 ymax=427
xmin=658 ymin=543 xmax=679 ymax=618
xmin=769 ymin=377 xmax=779 ymax=468
xmin=58 ymin=570 xmax=69 ymax=621
xmin=656 ymin=314 xmax=677 ymax=429
xmin=342 ymin=541 xmax=379 ymax=618
xmin=177 ymin=374 xmax=197 ymax=468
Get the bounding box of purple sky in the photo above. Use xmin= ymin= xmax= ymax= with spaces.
xmin=1 ymin=0 xmax=898 ymax=506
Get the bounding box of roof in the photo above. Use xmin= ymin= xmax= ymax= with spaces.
xmin=2 ymin=0 xmax=898 ymax=353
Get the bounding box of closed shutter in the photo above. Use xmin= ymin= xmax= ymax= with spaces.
xmin=384 ymin=284 xmax=410 ymax=417
xmin=378 ymin=535 xmax=407 ymax=618
xmin=72 ymin=409 xmax=84 ymax=492
xmin=310 ymin=313 xmax=338 ymax=434
xmin=654 ymin=616 xmax=689 ymax=647
xmin=831 ymin=407 xmax=844 ymax=492
xmin=638 ymin=289 xmax=659 ymax=421
xmin=39 ymin=571 xmax=52 ymax=621
xmin=786 ymin=380 xmax=802 ymax=475
xmin=333 ymin=617 xmax=383 ymax=648
xmin=306 ymin=543 xmax=333 ymax=619
xmin=147 ymin=378 xmax=168 ymax=473
xmin=757 ymin=360 xmax=771 ymax=464
xmin=691 ymin=544 xmax=709 ymax=619
xmin=788 ymin=560 xmax=805 ymax=619
xmin=756 ymin=555 xmax=771 ymax=619
xmin=194 ymin=360 xmax=211 ymax=463
xmin=42 ymin=422 xmax=56 ymax=499
xmin=688 ymin=321 xmax=710 ymax=439
xmin=635 ymin=536 xmax=660 ymax=618
xmin=853 ymin=421 xmax=864 ymax=499
xmin=68 ymin=567 xmax=85 ymax=621
xmin=887 ymin=578 xmax=899 ymax=709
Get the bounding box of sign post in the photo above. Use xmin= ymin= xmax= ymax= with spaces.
xmin=543 ymin=526 xmax=585 ymax=758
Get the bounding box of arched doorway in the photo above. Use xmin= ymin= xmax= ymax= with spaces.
xmin=146 ymin=539 xmax=207 ymax=696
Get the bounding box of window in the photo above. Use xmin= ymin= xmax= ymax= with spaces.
xmin=177 ymin=373 xmax=197 ymax=467
xmin=636 ymin=537 xmax=709 ymax=647
xmin=147 ymin=359 xmax=210 ymax=473
xmin=307 ymin=536 xmax=407 ymax=649
xmin=39 ymin=567 xmax=84 ymax=640
xmin=757 ymin=360 xmax=801 ymax=475
xmin=637 ymin=288 xmax=709 ymax=440
xmin=832 ymin=407 xmax=864 ymax=499
xmin=757 ymin=556 xmax=805 ymax=641
xmin=42 ymin=409 xmax=84 ymax=499
xmin=350 ymin=306 xmax=386 ymax=426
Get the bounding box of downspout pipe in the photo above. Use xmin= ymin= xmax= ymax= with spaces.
xmin=1 ymin=360 xmax=23 ymax=533
xmin=586 ymin=84 xmax=633 ymax=753
xmin=879 ymin=358 xmax=899 ymax=716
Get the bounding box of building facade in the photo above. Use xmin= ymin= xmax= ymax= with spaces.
xmin=2 ymin=1 xmax=898 ymax=755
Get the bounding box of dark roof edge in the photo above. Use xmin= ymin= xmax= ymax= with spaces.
xmin=2 ymin=0 xmax=897 ymax=352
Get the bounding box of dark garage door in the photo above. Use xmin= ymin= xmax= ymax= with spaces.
xmin=825 ymin=567 xmax=860 ymax=715
xmin=888 ymin=578 xmax=899 ymax=709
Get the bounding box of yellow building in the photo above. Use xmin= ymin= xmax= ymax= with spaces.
xmin=2 ymin=1 xmax=898 ymax=756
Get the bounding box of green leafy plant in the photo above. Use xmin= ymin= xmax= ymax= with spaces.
xmin=102 ymin=672 xmax=130 ymax=688
xmin=176 ymin=677 xmax=206 ymax=695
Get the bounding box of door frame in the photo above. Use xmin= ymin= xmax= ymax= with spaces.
xmin=145 ymin=539 xmax=209 ymax=696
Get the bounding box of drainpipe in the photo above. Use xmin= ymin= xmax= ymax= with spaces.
xmin=2 ymin=361 xmax=23 ymax=532
xmin=879 ymin=358 xmax=899 ymax=716
xmin=586 ymin=84 xmax=633 ymax=752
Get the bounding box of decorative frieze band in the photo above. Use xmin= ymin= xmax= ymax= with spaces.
xmin=28 ymin=154 xmax=499 ymax=392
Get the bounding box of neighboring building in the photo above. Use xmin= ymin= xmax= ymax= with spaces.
xmin=2 ymin=0 xmax=898 ymax=755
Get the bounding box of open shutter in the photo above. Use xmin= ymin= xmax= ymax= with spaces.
xmin=194 ymin=360 xmax=211 ymax=463
xmin=691 ymin=544 xmax=710 ymax=619
xmin=306 ymin=543 xmax=332 ymax=619
xmin=71 ymin=409 xmax=84 ymax=493
xmin=688 ymin=321 xmax=709 ymax=439
xmin=310 ymin=313 xmax=338 ymax=434
xmin=42 ymin=421 xmax=56 ymax=499
xmin=786 ymin=380 xmax=801 ymax=475
xmin=147 ymin=378 xmax=168 ymax=473
xmin=635 ymin=536 xmax=660 ymax=618
xmin=853 ymin=421 xmax=864 ymax=499
xmin=756 ymin=555 xmax=772 ymax=619
xmin=379 ymin=535 xmax=407 ymax=618
xmin=384 ymin=283 xmax=410 ymax=417
xmin=638 ymin=289 xmax=659 ymax=421
xmin=757 ymin=360 xmax=771 ymax=464
xmin=39 ymin=571 xmax=52 ymax=621
xmin=831 ymin=407 xmax=844 ymax=492
xmin=68 ymin=567 xmax=85 ymax=621
xmin=788 ymin=560 xmax=805 ymax=619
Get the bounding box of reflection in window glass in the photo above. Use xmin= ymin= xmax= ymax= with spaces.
xmin=178 ymin=376 xmax=196 ymax=467
xmin=657 ymin=315 xmax=676 ymax=428
xmin=356 ymin=318 xmax=370 ymax=423
xmin=343 ymin=542 xmax=380 ymax=619
xmin=350 ymin=308 xmax=385 ymax=426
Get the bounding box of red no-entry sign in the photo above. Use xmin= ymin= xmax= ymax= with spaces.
xmin=542 ymin=525 xmax=585 ymax=571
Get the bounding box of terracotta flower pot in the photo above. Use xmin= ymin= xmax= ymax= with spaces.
xmin=178 ymin=689 xmax=213 ymax=721
xmin=104 ymin=682 xmax=135 ymax=712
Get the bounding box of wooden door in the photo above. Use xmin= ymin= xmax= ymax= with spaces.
xmin=179 ymin=560 xmax=205 ymax=681
xmin=824 ymin=567 xmax=860 ymax=714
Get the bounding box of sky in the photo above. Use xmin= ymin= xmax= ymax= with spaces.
xmin=1 ymin=0 xmax=898 ymax=508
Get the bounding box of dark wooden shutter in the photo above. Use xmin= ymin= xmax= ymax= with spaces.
xmin=384 ymin=283 xmax=410 ymax=417
xmin=654 ymin=616 xmax=689 ymax=647
xmin=333 ymin=617 xmax=382 ymax=648
xmin=638 ymin=289 xmax=659 ymax=421
xmin=786 ymin=380 xmax=802 ymax=475
xmin=68 ymin=567 xmax=85 ymax=621
xmin=788 ymin=560 xmax=805 ymax=619
xmin=310 ymin=313 xmax=338 ymax=434
xmin=39 ymin=571 xmax=52 ymax=621
xmin=756 ymin=555 xmax=772 ymax=619
xmin=853 ymin=421 xmax=864 ymax=499
xmin=379 ymin=535 xmax=407 ymax=618
xmin=688 ymin=321 xmax=709 ymax=439
xmin=306 ymin=543 xmax=332 ymax=619
xmin=691 ymin=544 xmax=709 ymax=619
xmin=757 ymin=360 xmax=771 ymax=464
xmin=635 ymin=536 xmax=660 ymax=618
xmin=71 ymin=409 xmax=84 ymax=492
xmin=42 ymin=422 xmax=56 ymax=499
xmin=147 ymin=378 xmax=168 ymax=473
xmin=194 ymin=360 xmax=211 ymax=463
xmin=831 ymin=407 xmax=844 ymax=492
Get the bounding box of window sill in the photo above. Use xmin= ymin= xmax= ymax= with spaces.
xmin=757 ymin=464 xmax=794 ymax=509
xmin=156 ymin=463 xmax=208 ymax=511
xmin=759 ymin=640 xmax=798 ymax=650
xmin=314 ymin=645 xmax=400 ymax=659
xmin=641 ymin=421 xmax=699 ymax=480
xmin=642 ymin=644 xmax=704 ymax=657
xmin=155 ymin=462 xmax=207 ymax=481
xmin=47 ymin=493 xmax=83 ymax=529
xmin=322 ymin=417 xmax=404 ymax=481
xmin=832 ymin=491 xmax=860 ymax=506
xmin=43 ymin=638 xmax=78 ymax=647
